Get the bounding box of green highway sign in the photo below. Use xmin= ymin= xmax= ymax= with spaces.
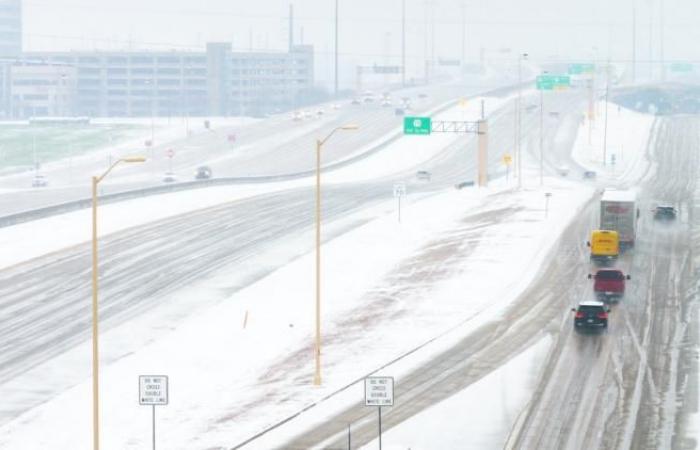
xmin=404 ymin=116 xmax=431 ymax=135
xmin=536 ymin=74 xmax=571 ymax=90
xmin=670 ymin=62 xmax=693 ymax=73
xmin=568 ymin=63 xmax=595 ymax=75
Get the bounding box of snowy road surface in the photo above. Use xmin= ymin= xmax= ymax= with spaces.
xmin=0 ymin=80 xmax=508 ymax=216
xmin=34 ymin=82 xmax=700 ymax=450
xmin=0 ymin=88 xmax=587 ymax=427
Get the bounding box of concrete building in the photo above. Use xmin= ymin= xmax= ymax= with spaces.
xmin=12 ymin=43 xmax=314 ymax=118
xmin=0 ymin=0 xmax=21 ymax=57
xmin=7 ymin=60 xmax=76 ymax=117
xmin=0 ymin=1 xmax=315 ymax=118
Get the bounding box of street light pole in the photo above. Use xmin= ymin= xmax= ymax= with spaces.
xmin=91 ymin=175 xmax=99 ymax=450
xmin=517 ymin=53 xmax=527 ymax=189
xmin=334 ymin=0 xmax=339 ymax=97
xmin=313 ymin=125 xmax=358 ymax=386
xmin=539 ymin=87 xmax=544 ymax=186
xmin=401 ymin=0 xmax=406 ymax=86
xmin=539 ymin=69 xmax=547 ymax=187
xmin=314 ymin=137 xmax=322 ymax=386
xmin=91 ymin=156 xmax=146 ymax=450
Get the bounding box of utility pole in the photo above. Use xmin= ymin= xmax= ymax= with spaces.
xmin=603 ymin=62 xmax=610 ymax=166
xmin=659 ymin=0 xmax=665 ymax=81
xmin=632 ymin=0 xmax=636 ymax=83
xmin=516 ymin=53 xmax=526 ymax=189
xmin=334 ymin=0 xmax=339 ymax=96
xmin=539 ymin=87 xmax=544 ymax=186
xmin=423 ymin=0 xmax=429 ymax=82
xmin=461 ymin=1 xmax=466 ymax=66
xmin=430 ymin=2 xmax=436 ymax=78
xmin=402 ymin=0 xmax=406 ymax=86
xmin=648 ymin=3 xmax=653 ymax=80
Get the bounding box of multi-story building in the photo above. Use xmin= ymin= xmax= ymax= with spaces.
xmin=0 ymin=0 xmax=21 ymax=57
xmin=11 ymin=43 xmax=314 ymax=118
xmin=7 ymin=60 xmax=76 ymax=117
xmin=0 ymin=0 xmax=315 ymax=118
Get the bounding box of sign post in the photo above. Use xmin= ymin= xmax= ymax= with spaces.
xmin=139 ymin=375 xmax=169 ymax=450
xmin=403 ymin=117 xmax=487 ymax=187
xmin=165 ymin=148 xmax=175 ymax=172
xmin=365 ymin=376 xmax=394 ymax=449
xmin=502 ymin=154 xmax=512 ymax=183
xmin=393 ymin=183 xmax=406 ymax=223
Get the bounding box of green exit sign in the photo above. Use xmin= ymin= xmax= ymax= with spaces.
xmin=670 ymin=62 xmax=693 ymax=73
xmin=404 ymin=116 xmax=431 ymax=135
xmin=536 ymin=74 xmax=571 ymax=90
xmin=568 ymin=63 xmax=595 ymax=75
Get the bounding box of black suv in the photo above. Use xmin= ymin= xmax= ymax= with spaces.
xmin=572 ymin=300 xmax=609 ymax=331
xmin=653 ymin=205 xmax=676 ymax=221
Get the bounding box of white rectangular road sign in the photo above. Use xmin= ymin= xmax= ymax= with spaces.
xmin=139 ymin=375 xmax=169 ymax=405
xmin=393 ymin=183 xmax=406 ymax=198
xmin=365 ymin=376 xmax=394 ymax=406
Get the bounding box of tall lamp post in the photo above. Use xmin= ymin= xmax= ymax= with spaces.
xmin=539 ymin=70 xmax=548 ymax=186
xmin=314 ymin=124 xmax=358 ymax=386
xmin=91 ymin=155 xmax=146 ymax=450
xmin=516 ymin=52 xmax=528 ymax=188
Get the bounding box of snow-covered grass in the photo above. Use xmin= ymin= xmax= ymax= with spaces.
xmin=571 ymin=102 xmax=655 ymax=183
xmin=0 ymin=98 xmax=656 ymax=449
xmin=0 ymin=178 xmax=594 ymax=450
xmin=0 ymin=122 xmax=146 ymax=170
xmin=358 ymin=336 xmax=552 ymax=450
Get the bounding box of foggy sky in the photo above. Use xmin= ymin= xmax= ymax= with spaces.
xmin=22 ymin=0 xmax=700 ymax=87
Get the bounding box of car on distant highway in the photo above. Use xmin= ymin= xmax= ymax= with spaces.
xmin=572 ymin=300 xmax=609 ymax=331
xmin=416 ymin=170 xmax=431 ymax=181
xmin=291 ymin=111 xmax=302 ymax=121
xmin=31 ymin=174 xmax=48 ymax=187
xmin=162 ymin=172 xmax=177 ymax=183
xmin=583 ymin=170 xmax=597 ymax=180
xmin=351 ymin=98 xmax=361 ymax=105
xmin=653 ymin=205 xmax=677 ymax=221
xmin=394 ymin=107 xmax=405 ymax=116
xmin=194 ymin=166 xmax=212 ymax=180
xmin=455 ymin=180 xmax=475 ymax=189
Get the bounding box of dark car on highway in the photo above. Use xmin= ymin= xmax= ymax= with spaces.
xmin=653 ymin=205 xmax=676 ymax=221
xmin=572 ymin=300 xmax=609 ymax=331
xmin=195 ymin=166 xmax=212 ymax=180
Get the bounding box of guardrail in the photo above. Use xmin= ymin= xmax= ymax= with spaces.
xmin=0 ymin=83 xmax=519 ymax=229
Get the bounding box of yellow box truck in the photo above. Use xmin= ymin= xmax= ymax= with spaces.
xmin=588 ymin=230 xmax=619 ymax=263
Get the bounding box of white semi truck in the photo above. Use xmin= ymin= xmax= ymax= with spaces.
xmin=600 ymin=189 xmax=638 ymax=250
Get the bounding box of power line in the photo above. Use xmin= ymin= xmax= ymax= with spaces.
xmin=24 ymin=0 xmax=698 ymax=28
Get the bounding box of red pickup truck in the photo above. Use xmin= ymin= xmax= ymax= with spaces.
xmin=588 ymin=269 xmax=630 ymax=301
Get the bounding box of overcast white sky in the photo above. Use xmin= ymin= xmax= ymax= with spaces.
xmin=21 ymin=0 xmax=700 ymax=87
